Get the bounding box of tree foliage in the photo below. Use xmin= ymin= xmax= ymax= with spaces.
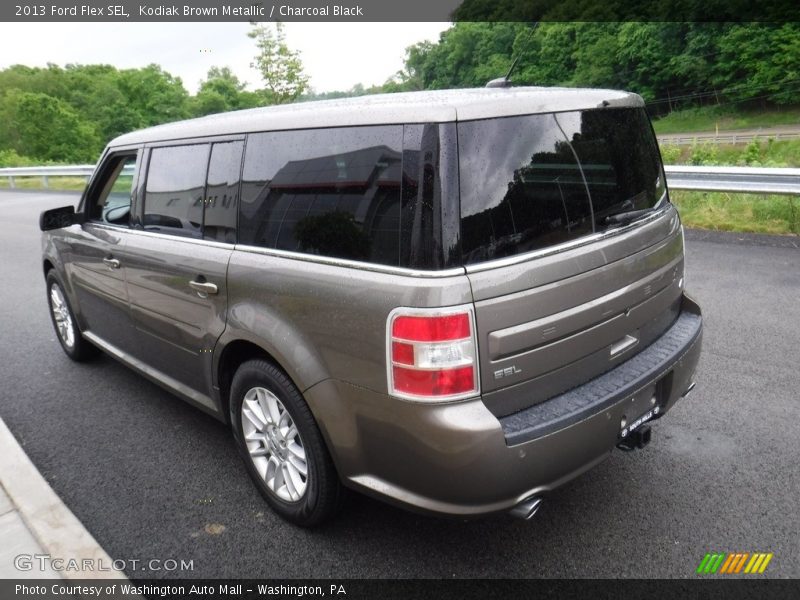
xmin=391 ymin=22 xmax=800 ymax=114
xmin=0 ymin=25 xmax=313 ymax=163
xmin=192 ymin=67 xmax=262 ymax=116
xmin=0 ymin=89 xmax=100 ymax=162
xmin=248 ymin=22 xmax=310 ymax=104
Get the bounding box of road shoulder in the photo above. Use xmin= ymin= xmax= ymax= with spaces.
xmin=0 ymin=417 xmax=126 ymax=580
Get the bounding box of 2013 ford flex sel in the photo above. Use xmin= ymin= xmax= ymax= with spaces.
xmin=40 ymin=87 xmax=702 ymax=526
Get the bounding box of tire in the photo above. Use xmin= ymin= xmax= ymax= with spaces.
xmin=45 ymin=271 xmax=97 ymax=362
xmin=230 ymin=359 xmax=343 ymax=527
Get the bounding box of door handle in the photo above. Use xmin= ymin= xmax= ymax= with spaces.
xmin=189 ymin=280 xmax=218 ymax=295
xmin=102 ymin=257 xmax=120 ymax=269
xmin=610 ymin=334 xmax=638 ymax=358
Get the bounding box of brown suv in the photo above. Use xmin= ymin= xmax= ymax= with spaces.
xmin=40 ymin=87 xmax=702 ymax=526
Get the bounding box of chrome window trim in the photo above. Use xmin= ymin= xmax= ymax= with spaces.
xmin=233 ymin=244 xmax=467 ymax=279
xmin=463 ymin=204 xmax=676 ymax=274
xmin=88 ymin=205 xmax=675 ymax=277
xmin=86 ymin=223 xmax=237 ymax=250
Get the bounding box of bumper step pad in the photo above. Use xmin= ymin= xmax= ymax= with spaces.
xmin=500 ymin=310 xmax=702 ymax=445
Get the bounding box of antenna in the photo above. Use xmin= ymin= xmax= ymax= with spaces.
xmin=485 ymin=23 xmax=539 ymax=88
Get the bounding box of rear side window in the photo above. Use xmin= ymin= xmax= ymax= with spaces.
xmin=240 ymin=126 xmax=403 ymax=265
xmin=458 ymin=107 xmax=666 ymax=265
xmin=204 ymin=141 xmax=243 ymax=243
xmin=142 ymin=142 xmax=243 ymax=242
xmin=144 ymin=144 xmax=210 ymax=238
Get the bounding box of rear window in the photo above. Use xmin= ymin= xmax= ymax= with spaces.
xmin=458 ymin=107 xmax=666 ymax=265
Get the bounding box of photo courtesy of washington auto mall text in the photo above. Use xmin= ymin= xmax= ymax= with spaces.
xmin=14 ymin=583 xmax=348 ymax=597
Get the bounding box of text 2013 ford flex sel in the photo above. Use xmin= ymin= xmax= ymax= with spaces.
xmin=40 ymin=87 xmax=702 ymax=526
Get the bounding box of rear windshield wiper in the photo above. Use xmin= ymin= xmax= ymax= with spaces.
xmin=601 ymin=208 xmax=654 ymax=227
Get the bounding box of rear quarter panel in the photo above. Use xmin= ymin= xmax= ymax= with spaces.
xmin=220 ymin=249 xmax=473 ymax=395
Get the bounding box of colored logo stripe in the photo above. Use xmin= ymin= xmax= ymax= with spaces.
xmin=697 ymin=552 xmax=773 ymax=574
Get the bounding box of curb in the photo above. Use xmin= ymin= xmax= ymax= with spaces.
xmin=0 ymin=418 xmax=127 ymax=581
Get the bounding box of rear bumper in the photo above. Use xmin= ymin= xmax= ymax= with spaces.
xmin=305 ymin=294 xmax=702 ymax=517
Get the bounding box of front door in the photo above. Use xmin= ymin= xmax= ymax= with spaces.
xmin=68 ymin=152 xmax=138 ymax=351
xmin=124 ymin=141 xmax=242 ymax=400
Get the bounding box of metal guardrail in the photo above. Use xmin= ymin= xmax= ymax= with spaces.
xmin=0 ymin=165 xmax=95 ymax=188
xmin=663 ymin=166 xmax=800 ymax=196
xmin=1 ymin=164 xmax=798 ymax=196
xmin=657 ymin=131 xmax=800 ymax=146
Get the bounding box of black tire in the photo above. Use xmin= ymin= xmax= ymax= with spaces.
xmin=45 ymin=271 xmax=98 ymax=362
xmin=230 ymin=359 xmax=343 ymax=527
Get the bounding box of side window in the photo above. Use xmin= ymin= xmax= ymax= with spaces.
xmin=88 ymin=155 xmax=137 ymax=226
xmin=240 ymin=126 xmax=402 ymax=266
xmin=144 ymin=144 xmax=210 ymax=238
xmin=204 ymin=141 xmax=243 ymax=244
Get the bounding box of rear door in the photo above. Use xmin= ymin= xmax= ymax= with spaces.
xmin=458 ymin=108 xmax=685 ymax=417
xmin=123 ymin=140 xmax=242 ymax=400
xmin=67 ymin=150 xmax=140 ymax=351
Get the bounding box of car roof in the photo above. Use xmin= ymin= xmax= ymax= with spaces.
xmin=109 ymin=86 xmax=644 ymax=147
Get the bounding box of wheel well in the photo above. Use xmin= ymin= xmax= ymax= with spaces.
xmin=43 ymin=259 xmax=55 ymax=278
xmin=217 ymin=340 xmax=274 ymax=423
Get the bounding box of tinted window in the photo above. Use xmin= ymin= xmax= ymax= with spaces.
xmin=144 ymin=144 xmax=210 ymax=238
xmin=89 ymin=155 xmax=136 ymax=226
xmin=555 ymin=109 xmax=665 ymax=219
xmin=204 ymin=141 xmax=243 ymax=243
xmin=458 ymin=108 xmax=666 ymax=265
xmin=240 ymin=126 xmax=402 ymax=265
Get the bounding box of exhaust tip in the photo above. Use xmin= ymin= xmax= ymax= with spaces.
xmin=509 ymin=496 xmax=544 ymax=520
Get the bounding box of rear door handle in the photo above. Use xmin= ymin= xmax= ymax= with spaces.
xmin=610 ymin=334 xmax=638 ymax=358
xmin=189 ymin=280 xmax=218 ymax=295
xmin=102 ymin=257 xmax=120 ymax=269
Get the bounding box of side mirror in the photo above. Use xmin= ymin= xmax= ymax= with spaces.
xmin=39 ymin=205 xmax=84 ymax=231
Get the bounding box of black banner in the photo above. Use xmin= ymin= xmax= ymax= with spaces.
xmin=2 ymin=0 xmax=800 ymax=22
xmin=2 ymin=579 xmax=800 ymax=600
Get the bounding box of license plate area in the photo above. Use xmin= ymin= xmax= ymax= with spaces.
xmin=619 ymin=383 xmax=661 ymax=440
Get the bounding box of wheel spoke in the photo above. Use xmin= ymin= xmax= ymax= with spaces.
xmin=283 ymin=423 xmax=297 ymax=440
xmin=282 ymin=463 xmax=299 ymax=500
xmin=287 ymin=440 xmax=305 ymax=461
xmin=266 ymin=395 xmax=281 ymax=424
xmin=242 ymin=405 xmax=267 ymax=431
xmin=265 ymin=455 xmax=280 ymax=485
xmin=50 ymin=288 xmax=61 ymax=308
xmin=248 ymin=444 xmax=269 ymax=457
xmin=255 ymin=390 xmax=275 ymax=425
xmin=287 ymin=454 xmax=307 ymax=477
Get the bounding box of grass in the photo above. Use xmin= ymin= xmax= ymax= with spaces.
xmin=659 ymin=139 xmax=800 ymax=167
xmin=651 ymin=105 xmax=800 ymax=135
xmin=672 ymin=191 xmax=799 ymax=235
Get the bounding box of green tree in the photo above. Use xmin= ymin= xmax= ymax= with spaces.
xmin=116 ymin=64 xmax=190 ymax=125
xmin=248 ymin=22 xmax=309 ymax=104
xmin=0 ymin=90 xmax=100 ymax=162
xmin=713 ymin=24 xmax=800 ymax=105
xmin=192 ymin=66 xmax=262 ymax=116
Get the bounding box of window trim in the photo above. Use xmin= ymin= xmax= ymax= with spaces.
xmin=82 ymin=148 xmax=141 ymax=229
xmin=138 ymin=135 xmax=246 ymax=241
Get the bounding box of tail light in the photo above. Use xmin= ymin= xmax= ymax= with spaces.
xmin=387 ymin=306 xmax=480 ymax=401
